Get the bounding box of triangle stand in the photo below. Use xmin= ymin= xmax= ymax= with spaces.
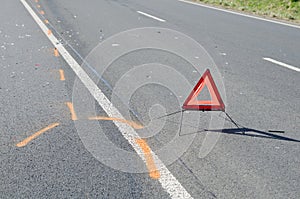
xmin=177 ymin=109 xmax=243 ymax=136
xmin=153 ymin=109 xmax=242 ymax=136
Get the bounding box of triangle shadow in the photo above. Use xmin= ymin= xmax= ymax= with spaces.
xmin=181 ymin=127 xmax=300 ymax=143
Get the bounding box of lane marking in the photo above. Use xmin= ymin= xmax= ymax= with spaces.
xmin=137 ymin=11 xmax=166 ymax=22
xmin=65 ymin=102 xmax=78 ymax=121
xmin=20 ymin=0 xmax=192 ymax=198
xmin=178 ymin=0 xmax=300 ymax=29
xmin=136 ymin=139 xmax=160 ymax=179
xmin=59 ymin=69 xmax=65 ymax=81
xmin=263 ymin=58 xmax=300 ymax=72
xmin=16 ymin=123 xmax=59 ymax=147
xmin=54 ymin=48 xmax=59 ymax=57
xmin=88 ymin=116 xmax=144 ymax=129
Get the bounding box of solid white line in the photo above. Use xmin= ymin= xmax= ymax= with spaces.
xmin=263 ymin=58 xmax=300 ymax=72
xmin=19 ymin=0 xmax=192 ymax=198
xmin=178 ymin=0 xmax=300 ymax=29
xmin=137 ymin=11 xmax=166 ymax=22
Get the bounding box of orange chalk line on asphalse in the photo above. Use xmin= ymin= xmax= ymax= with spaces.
xmin=65 ymin=102 xmax=78 ymax=121
xmin=16 ymin=123 xmax=59 ymax=147
xmin=88 ymin=116 xmax=144 ymax=130
xmin=54 ymin=48 xmax=59 ymax=57
xmin=135 ymin=138 xmax=160 ymax=179
xmin=59 ymin=69 xmax=65 ymax=81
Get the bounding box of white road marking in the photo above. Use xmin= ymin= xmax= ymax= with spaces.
xmin=20 ymin=0 xmax=192 ymax=198
xmin=263 ymin=58 xmax=300 ymax=72
xmin=137 ymin=11 xmax=166 ymax=22
xmin=178 ymin=0 xmax=300 ymax=29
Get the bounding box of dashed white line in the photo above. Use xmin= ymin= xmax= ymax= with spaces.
xmin=137 ymin=11 xmax=166 ymax=22
xmin=263 ymin=58 xmax=300 ymax=72
xmin=178 ymin=0 xmax=300 ymax=29
xmin=20 ymin=0 xmax=192 ymax=198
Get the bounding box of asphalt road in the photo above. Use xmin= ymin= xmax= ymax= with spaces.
xmin=1 ymin=0 xmax=299 ymax=198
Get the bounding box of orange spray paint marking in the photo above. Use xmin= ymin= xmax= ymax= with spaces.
xmin=88 ymin=116 xmax=144 ymax=129
xmin=44 ymin=19 xmax=49 ymax=24
xmin=16 ymin=123 xmax=59 ymax=147
xmin=47 ymin=29 xmax=52 ymax=35
xmin=39 ymin=10 xmax=45 ymax=15
xmin=66 ymin=102 xmax=77 ymax=121
xmin=54 ymin=48 xmax=59 ymax=57
xmin=135 ymin=139 xmax=160 ymax=179
xmin=59 ymin=69 xmax=65 ymax=81
xmin=35 ymin=0 xmax=39 ymax=2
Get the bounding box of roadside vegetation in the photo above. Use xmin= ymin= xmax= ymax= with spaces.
xmin=193 ymin=0 xmax=300 ymax=22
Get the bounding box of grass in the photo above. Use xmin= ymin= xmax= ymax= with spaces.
xmin=193 ymin=0 xmax=300 ymax=23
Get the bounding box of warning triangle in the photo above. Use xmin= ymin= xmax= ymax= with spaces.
xmin=182 ymin=69 xmax=225 ymax=111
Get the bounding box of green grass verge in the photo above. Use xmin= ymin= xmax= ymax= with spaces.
xmin=193 ymin=0 xmax=300 ymax=22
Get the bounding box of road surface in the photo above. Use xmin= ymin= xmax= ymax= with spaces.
xmin=0 ymin=0 xmax=299 ymax=198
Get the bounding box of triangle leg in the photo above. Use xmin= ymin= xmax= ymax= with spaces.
xmin=178 ymin=110 xmax=185 ymax=136
xmin=224 ymin=112 xmax=245 ymax=134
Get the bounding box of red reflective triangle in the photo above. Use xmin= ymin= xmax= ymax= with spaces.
xmin=182 ymin=69 xmax=225 ymax=111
